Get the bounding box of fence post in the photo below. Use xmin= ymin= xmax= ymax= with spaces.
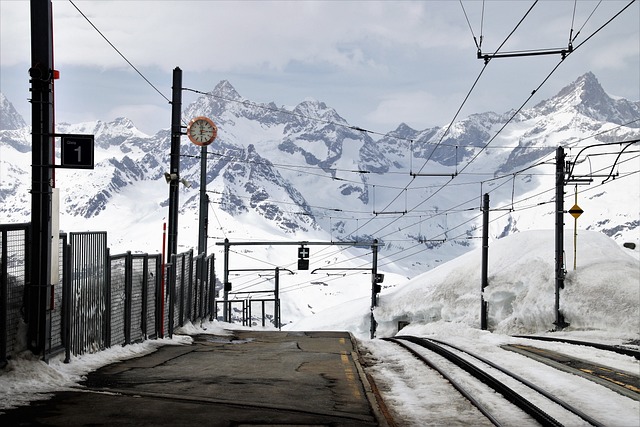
xmin=151 ymin=254 xmax=160 ymax=340
xmin=62 ymin=239 xmax=71 ymax=363
xmin=168 ymin=255 xmax=176 ymax=339
xmin=179 ymin=253 xmax=185 ymax=327
xmin=104 ymin=248 xmax=112 ymax=348
xmin=198 ymin=254 xmax=205 ymax=318
xmin=124 ymin=251 xmax=132 ymax=345
xmin=0 ymin=229 xmax=7 ymax=368
xmin=141 ymin=255 xmax=149 ymax=340
xmin=187 ymin=250 xmax=194 ymax=322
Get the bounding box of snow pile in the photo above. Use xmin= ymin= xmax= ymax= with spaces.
xmin=289 ymin=230 xmax=640 ymax=340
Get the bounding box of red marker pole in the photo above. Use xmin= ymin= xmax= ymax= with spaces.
xmin=160 ymin=222 xmax=166 ymax=337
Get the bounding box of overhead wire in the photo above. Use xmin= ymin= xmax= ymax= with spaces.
xmin=376 ymin=151 xmax=639 ymax=268
xmin=68 ymin=0 xmax=171 ymax=105
xmin=572 ymin=0 xmax=636 ymax=50
xmin=570 ymin=0 xmax=603 ymax=44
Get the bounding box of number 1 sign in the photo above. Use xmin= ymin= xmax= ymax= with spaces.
xmin=60 ymin=135 xmax=94 ymax=169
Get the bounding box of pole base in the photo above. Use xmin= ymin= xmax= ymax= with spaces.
xmin=553 ymin=312 xmax=570 ymax=331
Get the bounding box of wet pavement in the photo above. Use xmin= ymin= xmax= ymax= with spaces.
xmin=1 ymin=330 xmax=387 ymax=426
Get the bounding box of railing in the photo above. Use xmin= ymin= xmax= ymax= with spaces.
xmin=1 ymin=225 xmax=217 ymax=365
xmin=215 ymin=297 xmax=280 ymax=329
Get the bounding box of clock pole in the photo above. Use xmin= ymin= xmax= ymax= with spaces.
xmin=198 ymin=145 xmax=208 ymax=257
xmin=186 ymin=117 xmax=217 ymax=258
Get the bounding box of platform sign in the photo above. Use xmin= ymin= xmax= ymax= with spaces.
xmin=60 ymin=134 xmax=94 ymax=169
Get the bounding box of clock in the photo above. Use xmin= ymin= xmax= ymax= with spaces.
xmin=186 ymin=116 xmax=217 ymax=146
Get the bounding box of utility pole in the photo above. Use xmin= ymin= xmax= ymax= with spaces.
xmin=481 ymin=193 xmax=489 ymax=330
xmin=223 ymin=238 xmax=230 ymax=322
xmin=274 ymin=267 xmax=281 ymax=330
xmin=167 ymin=67 xmax=182 ymax=262
xmin=554 ymin=147 xmax=569 ymax=330
xmin=370 ymin=239 xmax=380 ymax=339
xmin=197 ymin=147 xmax=208 ymax=256
xmin=28 ymin=0 xmax=54 ymax=354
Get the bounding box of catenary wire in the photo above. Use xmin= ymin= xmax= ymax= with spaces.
xmin=68 ymin=0 xmax=171 ymax=105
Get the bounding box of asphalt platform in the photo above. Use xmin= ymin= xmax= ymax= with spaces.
xmin=1 ymin=330 xmax=389 ymax=426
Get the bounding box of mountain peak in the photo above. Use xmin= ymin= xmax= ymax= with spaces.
xmin=293 ymin=98 xmax=345 ymax=124
xmin=0 ymin=92 xmax=27 ymax=130
xmin=565 ymin=72 xmax=607 ymax=102
xmin=212 ymin=80 xmax=241 ymax=100
xmin=531 ymin=72 xmax=639 ymax=125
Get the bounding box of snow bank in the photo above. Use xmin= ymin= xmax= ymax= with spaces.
xmin=290 ymin=230 xmax=639 ymax=340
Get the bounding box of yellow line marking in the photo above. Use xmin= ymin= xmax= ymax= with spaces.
xmin=340 ymin=350 xmax=362 ymax=399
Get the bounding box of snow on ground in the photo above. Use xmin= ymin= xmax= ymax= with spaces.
xmin=1 ymin=230 xmax=638 ymax=424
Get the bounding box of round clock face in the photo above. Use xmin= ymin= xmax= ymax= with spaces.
xmin=187 ymin=116 xmax=217 ymax=146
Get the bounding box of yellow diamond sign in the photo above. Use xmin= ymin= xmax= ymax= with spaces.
xmin=569 ymin=204 xmax=583 ymax=219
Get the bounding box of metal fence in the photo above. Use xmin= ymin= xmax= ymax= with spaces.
xmin=1 ymin=226 xmax=216 ymax=366
xmin=0 ymin=223 xmax=30 ymax=368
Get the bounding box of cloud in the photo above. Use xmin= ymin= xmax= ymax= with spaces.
xmin=0 ymin=2 xmax=30 ymax=67
xmin=107 ymin=104 xmax=171 ymax=135
xmin=365 ymin=90 xmax=460 ymax=130
xmin=6 ymin=1 xmax=470 ymax=73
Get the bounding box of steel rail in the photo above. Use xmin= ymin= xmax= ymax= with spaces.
xmin=392 ymin=335 xmax=564 ymax=427
xmin=383 ymin=337 xmax=501 ymax=426
xmin=512 ymin=335 xmax=640 ymax=360
xmin=428 ymin=337 xmax=605 ymax=427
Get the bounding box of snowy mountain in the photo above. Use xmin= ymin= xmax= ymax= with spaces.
xmin=1 ymin=72 xmax=639 ymax=325
xmin=0 ymin=92 xmax=26 ymax=131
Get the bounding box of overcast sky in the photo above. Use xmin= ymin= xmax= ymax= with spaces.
xmin=1 ymin=1 xmax=638 ymax=135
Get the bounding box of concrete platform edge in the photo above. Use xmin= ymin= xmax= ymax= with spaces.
xmin=349 ymin=333 xmax=394 ymax=427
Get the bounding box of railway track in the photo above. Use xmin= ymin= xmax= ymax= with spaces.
xmin=383 ymin=335 xmax=631 ymax=426
xmin=511 ymin=335 xmax=640 ymax=360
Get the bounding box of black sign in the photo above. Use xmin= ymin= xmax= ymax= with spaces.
xmin=298 ymin=246 xmax=310 ymax=259
xmin=61 ymin=134 xmax=94 ymax=169
xmin=298 ymin=259 xmax=309 ymax=271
